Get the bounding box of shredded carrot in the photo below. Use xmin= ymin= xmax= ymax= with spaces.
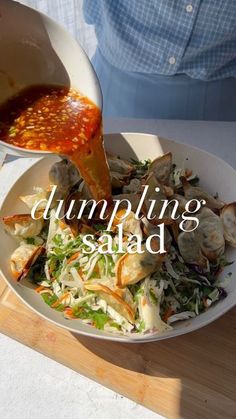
xmin=67 ymin=252 xmax=80 ymax=264
xmin=35 ymin=285 xmax=46 ymax=293
xmin=64 ymin=307 xmax=76 ymax=319
xmin=51 ymin=292 xmax=70 ymax=308
xmin=59 ymin=220 xmax=67 ymax=229
xmin=64 ymin=307 xmax=73 ymax=315
xmin=163 ymin=306 xmax=173 ymax=322
xmin=64 ymin=308 xmax=73 ymax=316
xmin=112 ymin=209 xmax=128 ymax=226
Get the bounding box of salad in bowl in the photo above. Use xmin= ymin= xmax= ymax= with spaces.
xmin=2 ymin=149 xmax=235 ymax=336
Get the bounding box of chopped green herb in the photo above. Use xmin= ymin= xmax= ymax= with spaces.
xmin=219 ymin=258 xmax=234 ymax=268
xmin=149 ymin=289 xmax=158 ymax=304
xmin=52 ymin=234 xmax=63 ymax=247
xmin=136 ymin=320 xmax=145 ymax=332
xmin=130 ymin=158 xmax=151 ymax=176
xmin=25 ymin=237 xmax=35 ymax=245
xmin=72 ymin=303 xmax=110 ymax=330
xmin=41 ymin=293 xmax=64 ymax=311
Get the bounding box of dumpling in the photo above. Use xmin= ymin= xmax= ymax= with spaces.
xmin=115 ymin=246 xmax=164 ymax=288
xmin=20 ymin=187 xmax=48 ymax=210
xmin=10 ymin=243 xmax=45 ymax=281
xmin=196 ymin=208 xmax=225 ymax=262
xmin=178 ymin=230 xmax=209 ymax=270
xmin=113 ymin=210 xmax=143 ymax=238
xmin=220 ymin=202 xmax=236 ymax=248
xmin=49 ymin=159 xmax=81 ymax=192
xmin=20 ymin=186 xmax=62 ymax=211
xmin=3 ymin=213 xmax=44 ymax=239
xmin=148 ymin=152 xmax=172 ymax=185
xmin=181 ymin=177 xmax=224 ymax=210
xmin=107 ymin=154 xmax=134 ymax=175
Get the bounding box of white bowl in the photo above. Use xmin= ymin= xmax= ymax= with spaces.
xmin=0 ymin=0 xmax=102 ymax=157
xmin=0 ymin=133 xmax=235 ymax=342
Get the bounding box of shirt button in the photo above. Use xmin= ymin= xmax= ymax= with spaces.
xmin=186 ymin=4 xmax=193 ymax=13
xmin=168 ymin=56 xmax=176 ymax=65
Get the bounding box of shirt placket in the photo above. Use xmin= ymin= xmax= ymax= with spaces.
xmin=165 ymin=1 xmax=201 ymax=75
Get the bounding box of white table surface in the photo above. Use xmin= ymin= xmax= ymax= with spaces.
xmin=0 ymin=119 xmax=236 ymax=419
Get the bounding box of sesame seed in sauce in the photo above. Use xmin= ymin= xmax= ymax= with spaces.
xmin=0 ymin=85 xmax=101 ymax=156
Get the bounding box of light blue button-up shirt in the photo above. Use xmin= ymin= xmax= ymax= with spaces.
xmin=83 ymin=0 xmax=236 ymax=81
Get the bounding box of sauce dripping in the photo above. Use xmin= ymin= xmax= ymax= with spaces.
xmin=0 ymin=85 xmax=112 ymax=203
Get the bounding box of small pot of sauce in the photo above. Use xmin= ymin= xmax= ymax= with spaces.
xmin=0 ymin=1 xmax=111 ymax=203
xmin=0 ymin=85 xmax=111 ymax=203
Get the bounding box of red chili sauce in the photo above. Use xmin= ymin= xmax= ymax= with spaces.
xmin=0 ymin=85 xmax=111 ymax=202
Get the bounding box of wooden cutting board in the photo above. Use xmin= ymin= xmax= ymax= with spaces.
xmin=0 ymin=276 xmax=235 ymax=419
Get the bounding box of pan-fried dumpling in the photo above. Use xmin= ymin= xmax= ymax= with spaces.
xmin=10 ymin=243 xmax=45 ymax=281
xmin=20 ymin=186 xmax=62 ymax=211
xmin=196 ymin=207 xmax=225 ymax=262
xmin=122 ymin=178 xmax=141 ymax=194
xmin=107 ymin=154 xmax=134 ymax=175
xmin=49 ymin=159 xmax=81 ymax=191
xmin=148 ymin=152 xmax=172 ymax=185
xmin=220 ymin=202 xmax=236 ymax=248
xmin=20 ymin=187 xmax=48 ymax=210
xmin=115 ymin=246 xmax=164 ymax=288
xmin=112 ymin=193 xmax=140 ymax=212
xmin=178 ymin=230 xmax=210 ymax=271
xmin=113 ymin=210 xmax=142 ymax=238
xmin=3 ymin=213 xmax=44 ymax=239
xmin=181 ymin=177 xmax=224 ymax=210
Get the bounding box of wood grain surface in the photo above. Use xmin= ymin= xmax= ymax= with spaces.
xmin=0 ymin=276 xmax=235 ymax=419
